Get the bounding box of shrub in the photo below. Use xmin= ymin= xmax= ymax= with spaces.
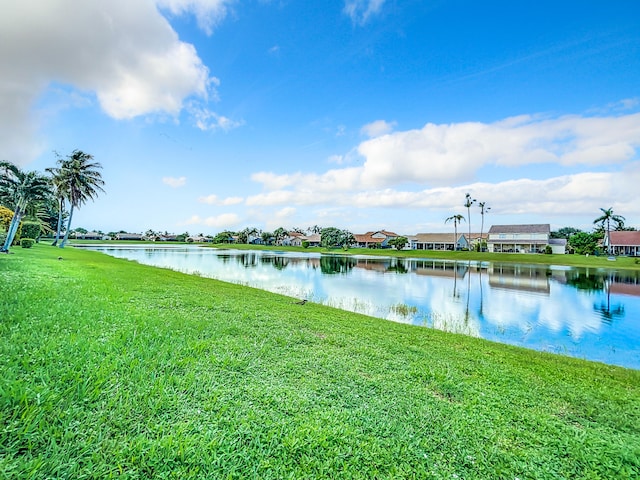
xmin=21 ymin=221 xmax=41 ymax=240
xmin=302 ymin=241 xmax=309 ymax=249
xmin=0 ymin=206 xmax=22 ymax=244
xmin=544 ymin=245 xmax=553 ymax=255
xmin=21 ymin=238 xmax=35 ymax=248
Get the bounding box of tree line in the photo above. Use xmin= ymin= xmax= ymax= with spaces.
xmin=0 ymin=150 xmax=104 ymax=252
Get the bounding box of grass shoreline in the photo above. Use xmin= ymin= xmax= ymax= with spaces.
xmin=2 ymin=244 xmax=639 ymax=478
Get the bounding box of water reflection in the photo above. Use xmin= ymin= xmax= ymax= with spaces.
xmin=83 ymin=246 xmax=640 ymax=369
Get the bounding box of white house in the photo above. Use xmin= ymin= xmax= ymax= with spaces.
xmin=487 ymin=224 xmax=562 ymax=254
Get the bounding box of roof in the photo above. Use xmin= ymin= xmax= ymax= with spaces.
xmin=488 ymin=224 xmax=550 ymax=234
xmin=461 ymin=233 xmax=488 ymax=240
xmin=608 ymin=231 xmax=640 ymax=246
xmin=413 ymin=233 xmax=461 ymax=243
xmin=354 ymin=234 xmax=384 ymax=243
xmin=361 ymin=230 xmax=399 ymax=237
xmin=549 ymin=238 xmax=567 ymax=246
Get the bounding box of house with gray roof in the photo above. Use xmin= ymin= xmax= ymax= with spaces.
xmin=487 ymin=224 xmax=561 ymax=254
xmin=411 ymin=233 xmax=462 ymax=251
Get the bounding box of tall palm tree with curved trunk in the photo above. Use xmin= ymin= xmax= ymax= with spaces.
xmin=464 ymin=193 xmax=476 ymax=250
xmin=0 ymin=161 xmax=51 ymax=252
xmin=593 ymin=207 xmax=625 ymax=255
xmin=46 ymin=164 xmax=68 ymax=246
xmin=56 ymin=150 xmax=105 ymax=248
xmin=445 ymin=214 xmax=465 ymax=251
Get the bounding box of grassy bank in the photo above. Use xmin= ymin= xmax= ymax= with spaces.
xmin=2 ymin=245 xmax=639 ymax=479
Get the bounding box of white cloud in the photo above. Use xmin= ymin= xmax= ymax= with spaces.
xmin=163 ymin=176 xmax=187 ymax=187
xmin=156 ymin=0 xmax=235 ymax=35
xmin=189 ymin=105 xmax=243 ymax=131
xmin=343 ymin=0 xmax=386 ymax=25
xmin=198 ymin=194 xmax=244 ymax=205
xmin=246 ymin=165 xmax=640 ymax=222
xmin=0 ymin=0 xmax=226 ymax=165
xmin=182 ymin=213 xmax=240 ymax=228
xmin=361 ymin=119 xmax=396 ymax=138
xmin=250 ymin=111 xmax=640 ymax=192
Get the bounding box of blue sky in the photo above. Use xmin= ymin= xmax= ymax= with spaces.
xmin=2 ymin=0 xmax=640 ymax=235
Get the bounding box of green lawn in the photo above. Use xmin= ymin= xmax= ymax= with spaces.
xmin=1 ymin=244 xmax=639 ymax=479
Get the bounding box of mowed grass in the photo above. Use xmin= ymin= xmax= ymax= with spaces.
xmin=1 ymin=245 xmax=639 ymax=479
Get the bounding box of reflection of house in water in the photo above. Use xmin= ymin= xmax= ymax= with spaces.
xmin=488 ymin=264 xmax=551 ymax=295
xmin=350 ymin=258 xmax=471 ymax=278
xmin=609 ymin=272 xmax=640 ymax=297
xmin=409 ymin=260 xmax=469 ymax=278
xmin=353 ymin=258 xmax=391 ymax=273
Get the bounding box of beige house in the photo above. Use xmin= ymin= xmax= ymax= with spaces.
xmin=410 ymin=233 xmax=462 ymax=251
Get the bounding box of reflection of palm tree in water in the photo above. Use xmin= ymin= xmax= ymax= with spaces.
xmin=595 ymin=271 xmax=625 ymax=323
xmin=465 ymin=261 xmax=472 ymax=325
xmin=477 ymin=264 xmax=485 ymax=319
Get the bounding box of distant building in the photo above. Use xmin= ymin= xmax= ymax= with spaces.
xmin=115 ymin=233 xmax=143 ymax=241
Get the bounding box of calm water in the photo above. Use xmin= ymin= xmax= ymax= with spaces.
xmin=83 ymin=245 xmax=640 ymax=369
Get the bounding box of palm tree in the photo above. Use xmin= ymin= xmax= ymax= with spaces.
xmin=464 ymin=193 xmax=476 ymax=250
xmin=273 ymin=227 xmax=288 ymax=245
xmin=56 ymin=150 xmax=105 ymax=248
xmin=478 ymin=201 xmax=490 ymax=252
xmin=593 ymin=207 xmax=625 ymax=255
xmin=46 ymin=164 xmax=68 ymax=246
xmin=445 ymin=214 xmax=465 ymax=251
xmin=0 ymin=161 xmax=51 ymax=252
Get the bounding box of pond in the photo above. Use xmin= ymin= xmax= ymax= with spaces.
xmin=82 ymin=245 xmax=640 ymax=370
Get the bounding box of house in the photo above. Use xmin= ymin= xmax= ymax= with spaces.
xmin=158 ymin=234 xmax=178 ymax=241
xmin=187 ymin=235 xmax=210 ymax=243
xmin=410 ymin=233 xmax=462 ymax=251
xmin=115 ymin=233 xmax=143 ymax=241
xmin=282 ymin=231 xmax=305 ymax=246
xmin=548 ymin=238 xmax=567 ymax=254
xmin=604 ymin=231 xmax=640 ymax=256
xmin=352 ymin=230 xmax=399 ymax=248
xmin=73 ymin=231 xmax=103 ymax=240
xmin=459 ymin=233 xmax=488 ymax=251
xmin=284 ymin=232 xmax=321 ymax=247
xmin=304 ymin=234 xmax=321 ymax=247
xmin=486 ymin=224 xmax=560 ymax=253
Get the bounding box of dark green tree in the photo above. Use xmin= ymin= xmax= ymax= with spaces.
xmin=568 ymin=232 xmax=600 ymax=255
xmin=388 ymin=236 xmax=408 ymax=250
xmin=0 ymin=161 xmax=51 ymax=252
